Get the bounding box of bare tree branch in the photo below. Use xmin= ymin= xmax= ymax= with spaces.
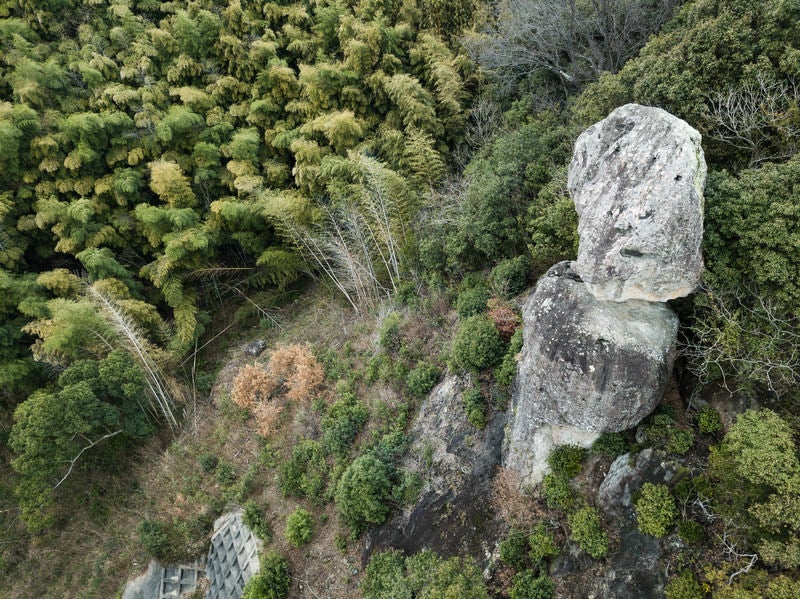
xmin=54 ymin=429 xmax=123 ymax=489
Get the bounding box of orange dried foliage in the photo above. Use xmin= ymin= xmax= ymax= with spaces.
xmin=230 ymin=363 xmax=278 ymax=409
xmin=268 ymin=343 xmax=324 ymax=403
xmin=487 ymin=301 xmax=521 ymax=341
xmin=491 ymin=467 xmax=537 ymax=527
xmin=252 ymin=400 xmax=284 ymax=438
xmin=230 ymin=344 xmax=324 ymax=437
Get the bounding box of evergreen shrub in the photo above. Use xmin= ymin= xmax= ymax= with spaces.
xmin=406 ymin=361 xmax=441 ymax=398
xmin=451 ymin=314 xmax=505 ymax=371
xmin=456 ymin=286 xmax=489 ymax=318
xmin=567 ymin=507 xmax=608 ymax=559
xmin=462 ymin=386 xmax=487 ymax=429
xmin=285 ymin=507 xmax=314 ymax=547
xmin=510 ymin=570 xmax=554 ymax=599
xmin=547 ymin=445 xmax=586 ymax=478
xmin=490 ymin=255 xmax=530 ymax=298
xmin=635 ymin=483 xmax=677 ymax=538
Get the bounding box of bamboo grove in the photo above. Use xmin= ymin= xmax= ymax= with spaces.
xmin=0 ymin=0 xmax=477 ymax=528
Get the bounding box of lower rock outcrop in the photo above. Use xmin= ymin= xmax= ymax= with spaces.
xmin=511 ymin=262 xmax=677 ymax=435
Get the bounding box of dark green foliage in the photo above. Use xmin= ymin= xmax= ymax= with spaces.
xmin=461 ymin=386 xmax=488 ymax=429
xmin=591 ymin=432 xmax=627 ymax=456
xmin=379 ymin=312 xmax=403 ymax=352
xmin=510 ymin=570 xmax=555 ymax=599
xmin=499 ymin=528 xmax=529 ymax=570
xmin=695 ymin=406 xmax=722 ymax=434
xmin=363 ymin=549 xmax=489 ymax=599
xmin=449 ymin=115 xmax=572 ymax=267
xmin=704 ymin=158 xmax=800 ymax=307
xmin=138 ymin=519 xmax=170 ymax=561
xmin=242 ymin=500 xmax=272 ymax=542
xmin=278 ymin=440 xmax=328 ymax=503
xmin=451 ymin=314 xmax=505 ymax=372
xmin=243 ymin=550 xmax=291 ymax=599
xmin=677 ymin=520 xmax=705 ymax=545
xmin=137 ymin=515 xmax=211 ymax=563
xmin=527 ymin=523 xmax=559 ymax=565
xmin=644 ymin=414 xmax=694 ymax=455
xmin=321 ymin=392 xmax=369 ymax=459
xmin=547 ymin=445 xmax=586 ymax=479
xmin=406 ymin=361 xmax=441 ymax=398
xmin=455 ymin=286 xmax=489 ymax=319
xmin=568 ymin=506 xmax=608 ymax=559
xmin=635 ymin=483 xmax=678 ymax=538
xmin=494 ymin=327 xmax=523 ymax=387
xmin=198 ymin=453 xmax=218 ymax=474
xmin=664 ymin=570 xmax=704 ymax=599
xmin=541 ymin=473 xmax=574 ymax=511
xmin=214 ymin=461 xmax=237 ymax=486
xmin=573 ymin=0 xmax=800 ymax=167
xmin=490 ymin=256 xmax=530 ymax=298
xmin=334 ymin=453 xmax=396 ymax=536
xmin=285 ymin=507 xmax=314 ymax=547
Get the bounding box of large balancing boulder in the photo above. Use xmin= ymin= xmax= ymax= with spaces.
xmin=515 ymin=261 xmax=678 ymax=433
xmin=568 ymin=103 xmax=706 ymax=302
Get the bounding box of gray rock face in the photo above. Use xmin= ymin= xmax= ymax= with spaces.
xmin=596 ymin=448 xmax=681 ymax=519
xmin=569 ymin=103 xmax=706 ymax=302
xmin=366 ymin=375 xmax=506 ymax=563
xmin=514 ymin=261 xmax=678 ymax=433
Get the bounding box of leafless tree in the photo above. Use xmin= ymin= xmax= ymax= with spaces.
xmin=706 ymin=74 xmax=800 ymax=166
xmin=463 ymin=0 xmax=680 ymax=95
xmin=680 ymin=285 xmax=800 ymax=398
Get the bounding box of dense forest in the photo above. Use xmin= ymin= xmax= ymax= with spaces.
xmin=1 ymin=0 xmax=800 ymax=597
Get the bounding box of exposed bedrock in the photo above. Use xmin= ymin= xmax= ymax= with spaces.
xmin=504 ymin=262 xmax=678 ymax=483
xmin=569 ymin=103 xmax=706 ymax=302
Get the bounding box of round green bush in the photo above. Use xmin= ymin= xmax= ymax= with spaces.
xmin=490 ymin=255 xmax=530 ymax=298
xmin=456 ymin=286 xmax=489 ymax=318
xmin=285 ymin=507 xmax=314 ymax=547
xmin=541 ymin=473 xmax=574 ymax=511
xmin=547 ymin=445 xmax=586 ymax=479
xmin=379 ymin=312 xmax=403 ymax=352
xmin=510 ymin=570 xmax=554 ymax=599
xmin=451 ymin=314 xmax=505 ymax=371
xmin=406 ymin=361 xmax=441 ymax=398
xmin=666 ymin=428 xmax=694 ymax=455
xmin=242 ymin=500 xmax=272 ymax=541
xmin=567 ymin=506 xmax=608 ymax=559
xmin=635 ymin=482 xmax=678 ymax=538
xmin=696 ymin=406 xmax=722 ymax=434
xmin=499 ymin=528 xmax=528 ymax=569
xmin=528 ymin=523 xmax=559 ymax=565
xmin=664 ymin=570 xmax=703 ymax=599
xmin=591 ymin=432 xmax=627 ymax=456
xmin=334 ymin=454 xmax=395 ymax=536
xmin=243 ymin=550 xmax=291 ymax=599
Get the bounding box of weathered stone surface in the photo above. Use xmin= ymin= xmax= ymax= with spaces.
xmin=569 ymin=103 xmax=706 ymax=302
xmin=596 ymin=449 xmax=681 ymax=519
xmin=242 ymin=339 xmax=268 ymax=356
xmin=365 ymin=375 xmax=506 ymax=563
xmin=513 ymin=261 xmax=678 ymax=433
xmin=503 ymin=421 xmax=599 ymax=487
xmin=551 ymin=527 xmax=665 ymax=599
